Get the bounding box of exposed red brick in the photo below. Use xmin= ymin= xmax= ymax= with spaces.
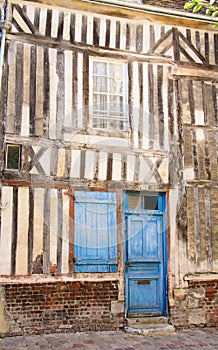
xmin=2 ymin=280 xmax=124 ymax=336
xmin=170 ymin=280 xmax=218 ymax=328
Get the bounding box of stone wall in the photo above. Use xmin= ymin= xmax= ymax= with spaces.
xmin=170 ymin=279 xmax=218 ymax=328
xmin=0 ymin=280 xmax=124 ymax=336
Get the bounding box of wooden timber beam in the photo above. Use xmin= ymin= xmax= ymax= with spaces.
xmin=6 ymin=32 xmax=176 ymax=66
xmin=10 ymin=0 xmax=215 ymax=30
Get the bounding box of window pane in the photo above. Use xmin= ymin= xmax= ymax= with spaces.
xmin=109 ymin=95 xmax=123 ymax=114
xmin=93 ymin=76 xmax=108 ymax=93
xmin=93 ymin=94 xmax=107 ymax=113
xmin=6 ymin=145 xmax=21 ymax=170
xmin=93 ymin=61 xmax=107 ymax=75
xmin=109 ymin=78 xmax=123 ymax=94
xmin=128 ymin=195 xmax=142 ymax=210
xmin=143 ymin=195 xmax=159 ymax=210
xmin=109 ymin=63 xmax=123 ymax=78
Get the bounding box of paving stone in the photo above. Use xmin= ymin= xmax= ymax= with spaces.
xmin=0 ymin=328 xmax=218 ymax=349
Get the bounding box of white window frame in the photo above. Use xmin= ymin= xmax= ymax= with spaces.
xmin=89 ymin=57 xmax=128 ymax=132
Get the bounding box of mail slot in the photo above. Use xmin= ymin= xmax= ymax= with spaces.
xmin=138 ymin=280 xmax=150 ymax=285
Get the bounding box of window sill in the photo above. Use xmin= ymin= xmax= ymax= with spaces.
xmin=64 ymin=128 xmax=130 ymax=139
xmin=0 ymin=273 xmax=120 ymax=284
xmin=184 ymin=273 xmax=218 ymax=281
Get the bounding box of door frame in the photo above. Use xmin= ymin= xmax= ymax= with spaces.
xmin=124 ymin=191 xmax=168 ymax=317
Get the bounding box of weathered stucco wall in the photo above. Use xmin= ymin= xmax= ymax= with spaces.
xmin=170 ymin=277 xmax=218 ymax=327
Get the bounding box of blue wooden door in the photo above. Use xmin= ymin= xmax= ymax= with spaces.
xmin=125 ymin=193 xmax=167 ymax=316
xmin=74 ymin=191 xmax=117 ymax=272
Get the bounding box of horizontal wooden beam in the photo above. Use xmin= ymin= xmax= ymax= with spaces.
xmin=6 ymin=32 xmax=175 ymax=65
xmin=171 ymin=66 xmax=218 ymax=82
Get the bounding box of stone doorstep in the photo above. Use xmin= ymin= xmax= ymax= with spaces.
xmin=124 ymin=317 xmax=175 ymax=337
xmin=127 ymin=316 xmax=169 ymax=325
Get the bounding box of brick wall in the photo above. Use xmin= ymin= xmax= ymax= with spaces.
xmin=1 ymin=280 xmax=124 ymax=336
xmin=170 ymin=279 xmax=218 ymax=328
xmin=189 ymin=280 xmax=218 ymax=327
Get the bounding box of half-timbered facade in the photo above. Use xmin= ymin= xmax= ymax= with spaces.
xmin=0 ymin=0 xmax=217 ymax=335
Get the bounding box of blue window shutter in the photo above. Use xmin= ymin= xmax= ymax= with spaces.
xmin=74 ymin=191 xmax=117 ymax=272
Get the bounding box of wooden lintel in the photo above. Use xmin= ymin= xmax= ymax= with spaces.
xmin=171 ymin=65 xmax=218 ymax=82
xmin=2 ymin=178 xmax=171 ymax=191
xmin=2 ymin=178 xmax=69 ymax=188
xmin=186 ymin=180 xmax=218 ymax=187
xmin=183 ymin=124 xmax=218 ymax=130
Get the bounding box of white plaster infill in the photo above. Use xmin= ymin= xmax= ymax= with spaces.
xmin=184 ymin=273 xmax=218 ymax=281
xmin=0 ymin=286 xmax=10 ymax=334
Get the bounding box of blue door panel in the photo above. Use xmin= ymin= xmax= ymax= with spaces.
xmin=126 ymin=262 xmax=163 ymax=314
xmin=125 ymin=194 xmax=167 ymax=315
xmin=129 ymin=278 xmax=160 ymax=310
xmin=128 ymin=217 xmax=161 ymax=262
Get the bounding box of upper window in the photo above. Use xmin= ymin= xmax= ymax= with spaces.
xmin=5 ymin=144 xmax=21 ymax=170
xmin=89 ymin=58 xmax=128 ymax=131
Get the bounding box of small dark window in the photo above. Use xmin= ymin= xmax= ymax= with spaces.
xmin=143 ymin=195 xmax=158 ymax=210
xmin=6 ymin=144 xmax=21 ymax=170
xmin=127 ymin=192 xmax=161 ymax=211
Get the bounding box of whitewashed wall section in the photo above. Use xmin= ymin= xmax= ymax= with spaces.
xmin=10 ymin=2 xmax=218 ymax=66
xmin=0 ymin=186 xmax=70 ymax=275
xmin=4 ymin=39 xmax=173 ymax=150
xmin=27 ymin=145 xmax=168 ymax=185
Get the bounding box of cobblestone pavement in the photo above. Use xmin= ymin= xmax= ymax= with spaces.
xmin=0 ymin=328 xmax=217 ymax=350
